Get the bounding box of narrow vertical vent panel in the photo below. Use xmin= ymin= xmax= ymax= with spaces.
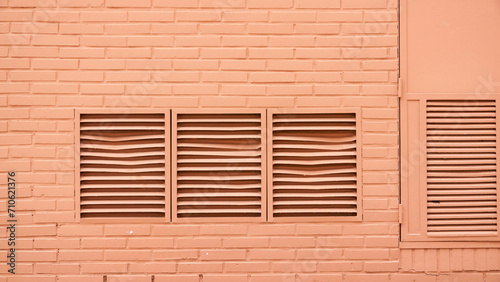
xmin=272 ymin=113 xmax=358 ymax=217
xmin=175 ymin=113 xmax=263 ymax=218
xmin=79 ymin=114 xmax=166 ymax=218
xmin=426 ymin=100 xmax=498 ymax=235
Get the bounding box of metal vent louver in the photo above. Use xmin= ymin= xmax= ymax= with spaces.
xmin=426 ymin=100 xmax=498 ymax=235
xmin=79 ymin=113 xmax=166 ymax=218
xmin=271 ymin=113 xmax=358 ymax=217
xmin=173 ymin=112 xmax=264 ymax=219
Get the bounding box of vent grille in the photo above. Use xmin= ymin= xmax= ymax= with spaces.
xmin=426 ymin=100 xmax=498 ymax=235
xmin=271 ymin=113 xmax=358 ymax=217
xmin=79 ymin=113 xmax=166 ymax=218
xmin=174 ymin=113 xmax=263 ymax=218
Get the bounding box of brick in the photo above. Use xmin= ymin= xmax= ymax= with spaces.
xmin=59 ymin=250 xmax=104 ymax=261
xmin=59 ymin=71 xmax=103 ymax=82
xmin=81 ymin=263 xmax=128 ymax=274
xmin=342 ymin=0 xmax=386 ymax=9
xmin=34 ymin=212 xmax=74 ymax=223
xmin=296 ymin=97 xmax=341 ymax=107
xmin=106 ymin=24 xmax=151 ymax=35
xmin=201 ymin=48 xmax=246 ymax=59
xmin=296 ymin=48 xmax=341 ymax=59
xmin=268 ymin=60 xmax=313 ymax=70
xmin=153 ymin=0 xmax=198 ymax=7
xmin=152 ymin=24 xmax=198 ymax=34
xmin=0 ymin=59 xmax=30 ymax=69
xmin=81 ymin=84 xmax=125 ymax=94
xmin=174 ymin=60 xmax=218 ymax=70
xmin=106 ymin=0 xmax=151 ymax=7
xmin=297 ymin=248 xmax=342 ymax=260
xmin=202 ymin=72 xmax=247 ymax=83
xmin=223 ymin=12 xmax=268 ymax=22
xmin=32 ymin=59 xmax=78 ymax=70
xmin=296 ymin=72 xmax=341 ymax=83
xmin=155 ymin=275 xmax=198 ymax=282
xmin=296 ymin=24 xmax=340 ymax=34
xmin=33 ymin=84 xmax=79 ymax=94
xmin=0 ymin=109 xmax=29 ymax=119
xmin=221 ymin=60 xmax=266 ymax=71
xmin=17 ymin=199 xmax=55 ymax=211
xmin=200 ymin=24 xmax=246 ymax=34
xmin=33 ymin=11 xmax=79 ymax=22
xmin=0 ymin=11 xmax=35 ymax=22
xmin=81 ymin=11 xmax=127 ymax=22
xmin=11 ymin=23 xmax=57 ymax=34
xmin=247 ymin=97 xmax=295 ymax=108
xmin=270 ymin=237 xmax=316 ymax=248
xmin=58 ymin=277 xmax=102 ymax=282
xmin=225 ymin=262 xmax=271 ymax=273
xmin=57 ymin=96 xmax=103 ymax=106
xmin=128 ymin=238 xmax=174 ymax=249
xmin=199 ymin=96 xmax=246 ymax=107
xmin=60 ymin=24 xmax=104 ymax=34
xmin=81 ymin=238 xmax=127 ymax=249
xmin=105 ymin=250 xmax=151 ymax=261
xmin=154 ymin=48 xmax=199 ymax=59
xmin=249 ymin=48 xmax=293 ymax=59
xmin=173 ymin=84 xmax=218 ymax=95
xmin=295 ymin=0 xmax=340 ymax=8
xmin=81 ymin=36 xmax=127 ymax=47
xmin=317 ymin=261 xmax=363 ymax=272
xmin=129 ymin=11 xmax=174 ymax=22
xmin=127 ymin=59 xmax=172 ymax=70
xmin=0 ymin=134 xmax=31 ymax=145
xmin=270 ymin=12 xmax=316 ymax=23
xmin=248 ymin=0 xmax=292 ymax=8
xmin=222 ymin=237 xmax=269 ymax=248
xmin=249 ymin=249 xmax=295 ymax=260
xmin=152 ymin=97 xmax=198 ymax=107
xmin=59 ymin=48 xmax=105 ymax=58
xmin=0 ymin=83 xmax=29 ymax=93
xmin=248 ymin=24 xmax=294 ymax=34
xmin=17 ymin=173 xmax=56 ymax=184
xmin=203 ymin=275 xmax=247 ymax=282
xmin=127 ymin=36 xmax=174 ymax=47
xmin=17 ymin=251 xmax=57 ymax=262
xmin=154 ymin=250 xmax=198 ymax=260
xmin=176 ymin=36 xmax=221 ymax=47
xmin=9 ymin=95 xmax=56 ymax=106
xmin=200 ymin=250 xmax=246 ymax=261
xmin=35 ymin=263 xmax=80 ymax=274
xmin=249 ymin=274 xmax=295 ymax=282
xmin=176 ymin=238 xmax=222 ymax=248
xmin=107 ymin=48 xmax=151 ymax=58
xmin=344 ymin=274 xmax=390 ymax=282
xmin=177 ymin=11 xmax=221 ymax=22
xmin=222 ymin=36 xmax=267 ymax=47
xmin=344 ymin=248 xmax=390 ymax=260
xmin=32 ymin=35 xmax=79 ymax=46
xmin=5 ymin=277 xmax=56 ymax=282
xmin=33 ymin=185 xmax=74 ymax=197
xmin=178 ymin=262 xmax=223 ymax=273
xmin=129 ymin=263 xmax=176 ymax=274
xmin=249 ymin=72 xmax=294 ymax=83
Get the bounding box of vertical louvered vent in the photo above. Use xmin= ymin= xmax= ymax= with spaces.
xmin=271 ymin=113 xmax=358 ymax=217
xmin=175 ymin=113 xmax=263 ymax=218
xmin=79 ymin=113 xmax=166 ymax=218
xmin=426 ymin=100 xmax=498 ymax=235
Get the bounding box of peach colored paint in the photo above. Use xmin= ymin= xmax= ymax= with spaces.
xmin=0 ymin=0 xmax=499 ymax=281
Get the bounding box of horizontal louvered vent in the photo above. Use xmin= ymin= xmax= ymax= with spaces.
xmin=426 ymin=100 xmax=498 ymax=235
xmin=79 ymin=114 xmax=166 ymax=218
xmin=175 ymin=113 xmax=263 ymax=218
xmin=272 ymin=113 xmax=358 ymax=217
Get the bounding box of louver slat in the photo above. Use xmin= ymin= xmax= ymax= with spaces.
xmin=271 ymin=113 xmax=359 ymax=218
xmin=174 ymin=112 xmax=264 ymax=220
xmin=79 ymin=113 xmax=166 ymax=218
xmin=426 ymin=100 xmax=498 ymax=235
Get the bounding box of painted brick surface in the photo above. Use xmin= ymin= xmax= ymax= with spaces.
xmin=0 ymin=0 xmax=496 ymax=280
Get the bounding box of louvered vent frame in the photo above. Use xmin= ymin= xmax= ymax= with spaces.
xmin=76 ymin=110 xmax=169 ymax=221
xmin=426 ymin=100 xmax=499 ymax=236
xmin=268 ymin=109 xmax=362 ymax=222
xmin=172 ymin=109 xmax=266 ymax=222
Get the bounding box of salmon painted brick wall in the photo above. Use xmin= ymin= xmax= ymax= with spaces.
xmin=0 ymin=0 xmax=498 ymax=281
